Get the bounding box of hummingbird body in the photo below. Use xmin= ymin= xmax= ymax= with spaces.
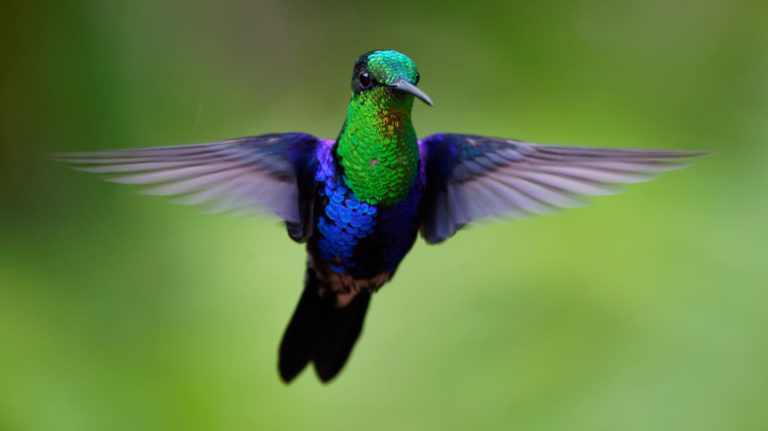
xmin=54 ymin=50 xmax=704 ymax=383
xmin=312 ymin=139 xmax=422 ymax=290
xmin=280 ymin=54 xmax=426 ymax=379
xmin=279 ymin=138 xmax=423 ymax=380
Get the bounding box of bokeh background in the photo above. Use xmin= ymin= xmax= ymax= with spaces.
xmin=2 ymin=0 xmax=767 ymax=430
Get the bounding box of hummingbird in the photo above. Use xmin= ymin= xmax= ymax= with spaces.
xmin=53 ymin=50 xmax=703 ymax=383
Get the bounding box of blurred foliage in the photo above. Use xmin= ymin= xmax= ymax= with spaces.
xmin=2 ymin=0 xmax=768 ymax=430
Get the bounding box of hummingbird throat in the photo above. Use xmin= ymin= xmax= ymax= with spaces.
xmin=336 ymin=88 xmax=419 ymax=205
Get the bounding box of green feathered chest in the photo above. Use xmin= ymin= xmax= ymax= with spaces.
xmin=335 ymin=93 xmax=420 ymax=206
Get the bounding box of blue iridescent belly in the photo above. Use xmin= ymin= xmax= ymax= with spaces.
xmin=312 ymin=142 xmax=422 ymax=279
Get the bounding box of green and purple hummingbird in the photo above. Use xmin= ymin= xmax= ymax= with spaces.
xmin=53 ymin=50 xmax=703 ymax=383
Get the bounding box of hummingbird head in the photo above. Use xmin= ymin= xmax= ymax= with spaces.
xmin=351 ymin=50 xmax=433 ymax=106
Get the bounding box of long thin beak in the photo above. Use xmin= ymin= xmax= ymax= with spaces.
xmin=389 ymin=79 xmax=433 ymax=106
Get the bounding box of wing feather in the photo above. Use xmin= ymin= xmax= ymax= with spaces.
xmin=419 ymin=133 xmax=706 ymax=243
xmin=51 ymin=133 xmax=324 ymax=241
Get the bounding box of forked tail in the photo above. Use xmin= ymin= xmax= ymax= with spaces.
xmin=278 ymin=267 xmax=371 ymax=383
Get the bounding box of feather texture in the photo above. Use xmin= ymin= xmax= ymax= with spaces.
xmin=51 ymin=133 xmax=324 ymax=241
xmin=419 ymin=133 xmax=706 ymax=243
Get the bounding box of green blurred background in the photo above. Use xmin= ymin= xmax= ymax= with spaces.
xmin=2 ymin=0 xmax=767 ymax=430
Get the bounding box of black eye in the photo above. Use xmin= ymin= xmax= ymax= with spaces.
xmin=414 ymin=73 xmax=420 ymax=85
xmin=358 ymin=70 xmax=372 ymax=89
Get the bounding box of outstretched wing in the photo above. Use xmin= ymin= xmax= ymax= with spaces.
xmin=419 ymin=133 xmax=705 ymax=244
xmin=51 ymin=133 xmax=325 ymax=242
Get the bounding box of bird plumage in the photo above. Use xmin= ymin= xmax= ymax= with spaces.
xmin=51 ymin=50 xmax=704 ymax=383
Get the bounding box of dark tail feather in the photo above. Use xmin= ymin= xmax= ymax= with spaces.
xmin=312 ymin=292 xmax=370 ymax=382
xmin=278 ymin=267 xmax=371 ymax=383
xmin=278 ymin=268 xmax=330 ymax=382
